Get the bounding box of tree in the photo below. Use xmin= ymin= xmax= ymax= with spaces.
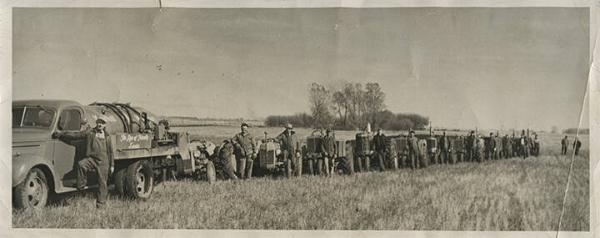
xmin=332 ymin=90 xmax=349 ymax=127
xmin=309 ymin=83 xmax=334 ymax=128
xmin=364 ymin=82 xmax=386 ymax=124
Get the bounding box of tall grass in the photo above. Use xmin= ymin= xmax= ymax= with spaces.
xmin=13 ymin=154 xmax=589 ymax=230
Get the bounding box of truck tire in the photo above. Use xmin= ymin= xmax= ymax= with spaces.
xmin=14 ymin=168 xmax=49 ymax=210
xmin=206 ymin=161 xmax=216 ymax=184
xmin=125 ymin=161 xmax=154 ymax=200
xmin=113 ymin=168 xmax=127 ymax=197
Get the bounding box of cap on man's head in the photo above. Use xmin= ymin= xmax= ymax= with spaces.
xmin=285 ymin=123 xmax=293 ymax=129
xmin=241 ymin=122 xmax=249 ymax=128
xmin=326 ymin=128 xmax=332 ymax=133
xmin=409 ymin=130 xmax=415 ymax=134
xmin=96 ymin=116 xmax=108 ymax=124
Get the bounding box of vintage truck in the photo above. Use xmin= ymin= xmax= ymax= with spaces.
xmin=12 ymin=100 xmax=215 ymax=210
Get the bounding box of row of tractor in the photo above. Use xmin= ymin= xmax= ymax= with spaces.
xmin=206 ymin=128 xmax=541 ymax=180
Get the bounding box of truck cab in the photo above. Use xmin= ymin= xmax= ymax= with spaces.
xmin=12 ymin=100 xmax=88 ymax=209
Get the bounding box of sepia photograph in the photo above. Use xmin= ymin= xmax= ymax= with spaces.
xmin=5 ymin=0 xmax=595 ymax=236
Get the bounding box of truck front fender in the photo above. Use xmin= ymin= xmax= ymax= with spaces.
xmin=12 ymin=155 xmax=55 ymax=189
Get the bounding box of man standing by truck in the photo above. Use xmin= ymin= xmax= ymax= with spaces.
xmin=276 ymin=123 xmax=302 ymax=177
xmin=233 ymin=123 xmax=257 ymax=179
xmin=53 ymin=116 xmax=113 ymax=209
xmin=319 ymin=128 xmax=336 ymax=176
xmin=371 ymin=128 xmax=387 ymax=172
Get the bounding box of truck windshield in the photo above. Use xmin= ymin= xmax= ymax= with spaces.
xmin=12 ymin=106 xmax=56 ymax=128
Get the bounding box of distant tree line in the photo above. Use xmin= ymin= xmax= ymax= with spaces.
xmin=265 ymin=82 xmax=429 ymax=130
xmin=563 ymin=128 xmax=589 ymax=134
xmin=264 ymin=113 xmax=314 ymax=128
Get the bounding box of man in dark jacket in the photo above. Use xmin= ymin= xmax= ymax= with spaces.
xmin=465 ymin=131 xmax=475 ymax=162
xmin=520 ymin=133 xmax=529 ymax=159
xmin=53 ymin=116 xmax=113 ymax=209
xmin=573 ymin=138 xmax=582 ymax=156
xmin=319 ymin=128 xmax=336 ymax=176
xmin=502 ymin=135 xmax=510 ymax=159
xmin=218 ymin=139 xmax=238 ymax=180
xmin=276 ymin=124 xmax=302 ymax=177
xmin=233 ymin=123 xmax=257 ymax=179
xmin=561 ymin=136 xmax=569 ymax=155
xmin=485 ymin=132 xmax=496 ymax=161
xmin=438 ymin=132 xmax=450 ymax=164
xmin=371 ymin=128 xmax=387 ymax=172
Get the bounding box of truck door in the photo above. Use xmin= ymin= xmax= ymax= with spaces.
xmin=52 ymin=107 xmax=86 ymax=188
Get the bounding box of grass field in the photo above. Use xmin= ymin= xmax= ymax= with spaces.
xmin=12 ymin=126 xmax=590 ymax=230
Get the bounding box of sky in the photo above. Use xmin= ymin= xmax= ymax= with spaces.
xmin=12 ymin=8 xmax=589 ymax=131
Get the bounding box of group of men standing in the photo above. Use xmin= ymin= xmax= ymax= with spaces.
xmin=218 ymin=123 xmax=305 ymax=179
xmin=215 ymin=123 xmax=259 ymax=180
xmin=463 ymin=130 xmax=542 ymax=162
xmin=353 ymin=128 xmax=394 ymax=173
xmin=561 ymin=135 xmax=583 ymax=156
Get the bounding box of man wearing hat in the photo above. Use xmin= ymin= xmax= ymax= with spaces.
xmin=319 ymin=128 xmax=336 ymax=176
xmin=371 ymin=128 xmax=387 ymax=172
xmin=561 ymin=135 xmax=569 ymax=155
xmin=53 ymin=115 xmax=113 ymax=208
xmin=465 ymin=130 xmax=476 ymax=162
xmin=438 ymin=131 xmax=450 ymax=164
xmin=233 ymin=123 xmax=257 ymax=179
xmin=406 ymin=130 xmax=419 ymax=169
xmin=276 ymin=123 xmax=302 ymax=177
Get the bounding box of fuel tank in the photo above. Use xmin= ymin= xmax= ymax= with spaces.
xmin=82 ymin=103 xmax=161 ymax=135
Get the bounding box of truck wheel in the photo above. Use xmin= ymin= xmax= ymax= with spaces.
xmin=206 ymin=161 xmax=216 ymax=184
xmin=14 ymin=168 xmax=49 ymax=210
xmin=125 ymin=161 xmax=154 ymax=200
xmin=113 ymin=168 xmax=127 ymax=197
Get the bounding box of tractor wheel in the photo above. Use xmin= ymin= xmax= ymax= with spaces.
xmin=206 ymin=161 xmax=216 ymax=184
xmin=14 ymin=168 xmax=49 ymax=210
xmin=113 ymin=167 xmax=127 ymax=197
xmin=125 ymin=160 xmax=154 ymax=200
